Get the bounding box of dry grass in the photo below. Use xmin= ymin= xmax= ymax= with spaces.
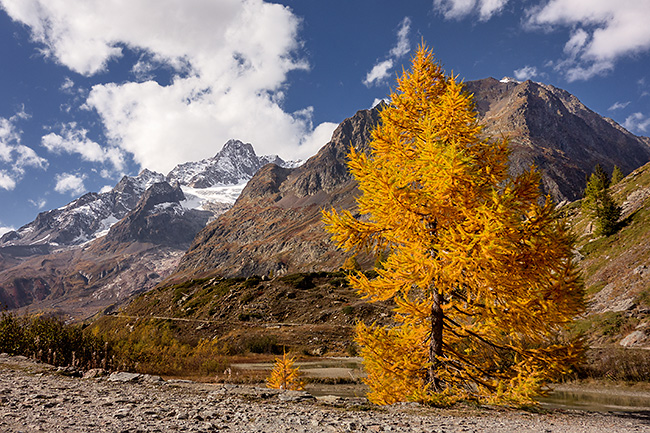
xmin=576 ymin=347 xmax=650 ymax=383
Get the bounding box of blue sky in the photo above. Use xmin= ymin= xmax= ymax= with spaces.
xmin=1 ymin=0 xmax=650 ymax=234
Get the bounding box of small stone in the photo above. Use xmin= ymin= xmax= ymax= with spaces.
xmin=277 ymin=390 xmax=316 ymax=402
xmin=316 ymin=395 xmax=343 ymax=405
xmin=108 ymin=372 xmax=142 ymax=382
xmin=141 ymin=374 xmax=165 ymax=384
xmin=114 ymin=408 xmax=130 ymax=419
xmin=83 ymin=369 xmax=108 ymax=379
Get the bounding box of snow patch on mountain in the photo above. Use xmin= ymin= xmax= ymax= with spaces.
xmin=500 ymin=77 xmax=521 ymax=84
xmin=0 ymin=139 xmax=292 ymax=251
xmin=180 ymin=184 xmax=247 ymax=211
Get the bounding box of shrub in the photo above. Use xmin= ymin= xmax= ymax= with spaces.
xmin=0 ymin=312 xmax=112 ymax=369
xmin=244 ymin=335 xmax=282 ymax=354
xmin=279 ymin=273 xmax=314 ymax=290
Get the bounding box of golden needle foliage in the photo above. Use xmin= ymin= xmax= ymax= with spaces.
xmin=266 ymin=352 xmax=304 ymax=391
xmin=323 ymin=44 xmax=585 ymax=406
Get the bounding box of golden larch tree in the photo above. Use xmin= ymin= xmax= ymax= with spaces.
xmin=322 ymin=44 xmax=584 ymax=406
xmin=266 ymin=351 xmax=304 ymax=391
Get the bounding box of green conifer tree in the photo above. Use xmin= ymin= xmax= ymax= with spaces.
xmin=582 ymin=165 xmax=621 ymax=236
xmin=611 ymin=165 xmax=624 ymax=185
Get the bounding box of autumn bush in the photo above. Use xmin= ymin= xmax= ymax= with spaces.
xmin=0 ymin=312 xmax=113 ymax=369
xmin=266 ymin=351 xmax=304 ymax=390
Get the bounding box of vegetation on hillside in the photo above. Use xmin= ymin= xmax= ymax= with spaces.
xmin=568 ymin=161 xmax=650 ymax=349
xmin=323 ymin=45 xmax=585 ymax=406
xmin=581 ymin=164 xmax=621 ymax=236
xmin=83 ymin=271 xmax=387 ymax=377
xmin=0 ymin=312 xmax=114 ymax=370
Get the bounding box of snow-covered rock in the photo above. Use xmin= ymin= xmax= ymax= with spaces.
xmin=0 ymin=139 xmax=291 ymax=252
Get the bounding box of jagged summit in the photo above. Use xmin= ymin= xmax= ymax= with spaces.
xmin=166 ymin=139 xmax=288 ymax=188
xmin=102 ymin=182 xmax=212 ymax=249
xmin=465 ymin=77 xmax=650 ymax=201
xmin=0 ymin=139 xmax=287 ymax=252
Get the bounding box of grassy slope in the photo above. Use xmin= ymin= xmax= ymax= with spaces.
xmin=566 ymin=163 xmax=650 ymax=347
xmin=88 ymin=271 xmax=393 ymax=376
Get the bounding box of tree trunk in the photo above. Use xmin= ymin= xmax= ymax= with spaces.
xmin=429 ymin=288 xmax=444 ymax=391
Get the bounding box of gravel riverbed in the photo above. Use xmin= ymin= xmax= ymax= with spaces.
xmin=1 ymin=354 xmax=648 ymax=433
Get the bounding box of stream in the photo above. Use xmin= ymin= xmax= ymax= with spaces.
xmin=232 ymin=357 xmax=650 ymax=412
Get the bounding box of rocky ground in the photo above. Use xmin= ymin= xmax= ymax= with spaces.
xmin=1 ymin=354 xmax=649 ymax=433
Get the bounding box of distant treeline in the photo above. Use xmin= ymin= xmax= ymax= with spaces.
xmin=0 ymin=312 xmax=117 ymax=370
xmin=1 ymin=309 xmax=649 ymax=385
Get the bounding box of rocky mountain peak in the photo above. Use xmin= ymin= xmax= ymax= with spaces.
xmin=139 ymin=181 xmax=186 ymax=212
xmin=102 ymin=181 xmax=211 ymax=249
xmin=464 ymin=77 xmax=650 ymax=201
xmin=219 ymin=139 xmax=255 ymax=158
xmin=165 ymin=139 xmax=288 ymax=188
xmin=176 ymin=78 xmax=650 ymax=280
xmin=278 ymin=107 xmax=381 ymax=199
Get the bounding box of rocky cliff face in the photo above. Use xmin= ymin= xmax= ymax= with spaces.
xmin=103 ymin=182 xmax=212 ymax=249
xmin=176 ymin=79 xmax=650 ymax=279
xmin=465 ymin=78 xmax=650 ymax=201
xmin=176 ymin=108 xmax=381 ymax=279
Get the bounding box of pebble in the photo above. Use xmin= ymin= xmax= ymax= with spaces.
xmin=0 ymin=354 xmax=648 ymax=432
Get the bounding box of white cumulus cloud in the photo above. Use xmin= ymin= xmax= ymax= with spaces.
xmin=526 ymin=0 xmax=650 ymax=81
xmin=608 ymin=101 xmax=631 ymax=111
xmin=0 ymin=0 xmax=336 ymax=173
xmin=364 ymin=60 xmax=395 ymax=88
xmin=433 ymin=0 xmax=509 ymax=21
xmin=54 ymin=172 xmax=86 ymax=196
xmin=0 ymin=110 xmax=48 ymax=190
xmin=28 ymin=198 xmax=47 ymax=209
xmin=0 ymin=171 xmax=16 ymax=190
xmin=513 ymin=65 xmax=538 ymax=81
xmin=0 ymin=223 xmax=14 ymax=237
xmin=364 ymin=17 xmax=412 ymax=87
xmin=42 ymin=122 xmax=125 ymax=172
xmin=623 ymin=112 xmax=650 ymax=134
xmin=430 ymin=1 xmax=650 ymax=83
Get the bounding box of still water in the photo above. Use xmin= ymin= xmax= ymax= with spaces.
xmin=232 ymin=358 xmax=650 ymax=412
xmin=539 ymin=385 xmax=650 ymax=412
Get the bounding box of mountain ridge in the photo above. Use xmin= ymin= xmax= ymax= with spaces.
xmin=0 ymin=139 xmax=291 ymax=253
xmin=0 ymin=139 xmax=293 ymax=315
xmin=3 ymin=77 xmax=650 ymax=324
xmin=174 ymin=77 xmax=650 ymax=280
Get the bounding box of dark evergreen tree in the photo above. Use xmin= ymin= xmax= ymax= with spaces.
xmin=611 ymin=165 xmax=624 ymax=185
xmin=582 ymin=165 xmax=621 ymax=236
